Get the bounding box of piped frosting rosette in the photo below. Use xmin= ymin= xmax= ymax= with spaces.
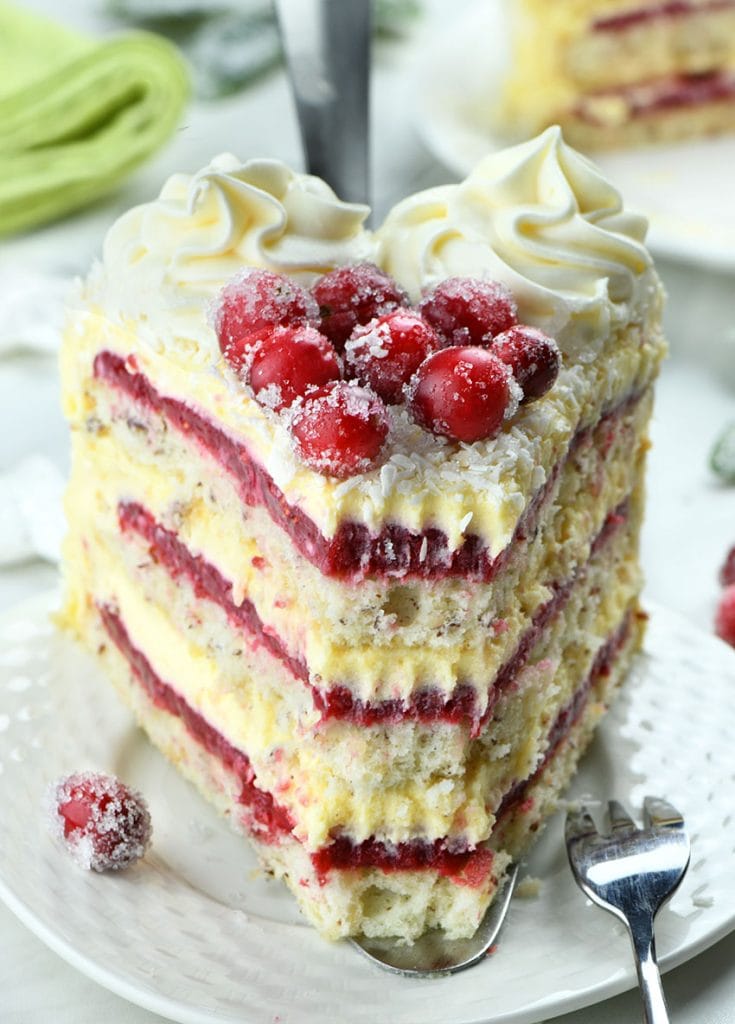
xmin=377 ymin=127 xmax=660 ymax=360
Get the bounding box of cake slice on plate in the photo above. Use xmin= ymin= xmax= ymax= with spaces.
xmin=59 ymin=128 xmax=666 ymax=942
xmin=498 ymin=0 xmax=735 ymax=149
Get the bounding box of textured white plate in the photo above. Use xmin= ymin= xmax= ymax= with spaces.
xmin=414 ymin=0 xmax=735 ymax=271
xmin=1 ymin=592 xmax=735 ymax=1024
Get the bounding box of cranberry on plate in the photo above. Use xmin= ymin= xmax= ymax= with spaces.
xmin=47 ymin=771 xmax=152 ymax=871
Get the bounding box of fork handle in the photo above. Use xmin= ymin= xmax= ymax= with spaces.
xmin=274 ymin=0 xmax=371 ymax=207
xmin=628 ymin=916 xmax=670 ymax=1024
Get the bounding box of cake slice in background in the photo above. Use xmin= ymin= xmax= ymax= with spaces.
xmin=59 ymin=128 xmax=666 ymax=942
xmin=498 ymin=0 xmax=735 ymax=149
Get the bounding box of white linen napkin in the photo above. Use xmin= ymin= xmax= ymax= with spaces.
xmin=0 ymin=269 xmax=71 ymax=356
xmin=0 ymin=456 xmax=66 ymax=566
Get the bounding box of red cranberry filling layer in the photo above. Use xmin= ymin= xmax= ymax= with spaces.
xmin=495 ymin=611 xmax=634 ymax=821
xmin=95 ymin=352 xmax=640 ymax=582
xmin=98 ymin=600 xmax=634 ymax=880
xmin=577 ymin=70 xmax=735 ymax=124
xmin=99 ymin=604 xmax=295 ymax=839
xmin=118 ymin=499 xmax=629 ymax=733
xmin=97 ymin=605 xmax=489 ymax=880
xmin=311 ymin=838 xmax=494 ymax=888
xmin=592 ymin=0 xmax=735 ymax=32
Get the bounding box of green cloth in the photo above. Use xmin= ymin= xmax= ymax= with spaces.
xmin=0 ymin=2 xmax=189 ymax=236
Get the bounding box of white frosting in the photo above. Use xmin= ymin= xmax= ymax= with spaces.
xmin=377 ymin=127 xmax=660 ymax=360
xmin=89 ymin=154 xmax=374 ymax=365
xmin=90 ymin=133 xmax=660 ymax=366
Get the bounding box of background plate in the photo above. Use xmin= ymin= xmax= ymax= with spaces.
xmin=414 ymin=0 xmax=735 ymax=272
xmin=1 ymin=593 xmax=734 ymax=1024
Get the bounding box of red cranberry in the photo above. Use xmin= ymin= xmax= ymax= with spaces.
xmin=715 ymin=585 xmax=735 ymax=647
xmin=48 ymin=771 xmax=152 ymax=871
xmin=719 ymin=546 xmax=735 ymax=587
xmin=418 ymin=277 xmax=517 ymax=348
xmin=214 ymin=269 xmax=319 ymax=371
xmin=344 ymin=309 xmax=441 ymax=404
xmin=312 ymin=263 xmax=409 ymax=350
xmin=492 ymin=325 xmax=561 ymax=403
xmin=290 ymin=380 xmax=389 ymax=478
xmin=409 ymin=346 xmax=515 ymax=443
xmin=248 ymin=325 xmax=341 ymax=411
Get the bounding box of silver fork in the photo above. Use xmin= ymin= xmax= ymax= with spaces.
xmin=566 ymin=797 xmax=691 ymax=1024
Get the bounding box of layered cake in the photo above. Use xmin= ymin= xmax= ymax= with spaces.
xmin=59 ymin=127 xmax=666 ymax=941
xmin=498 ymin=0 xmax=735 ymax=149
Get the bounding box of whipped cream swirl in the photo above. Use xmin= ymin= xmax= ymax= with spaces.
xmin=377 ymin=127 xmax=660 ymax=358
xmin=90 ymin=154 xmax=374 ymax=362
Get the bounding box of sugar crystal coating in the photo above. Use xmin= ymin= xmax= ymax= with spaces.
xmin=419 ymin=277 xmax=518 ymax=348
xmin=492 ymin=325 xmax=561 ymax=403
xmin=408 ymin=346 xmax=516 ymax=444
xmin=46 ymin=770 xmax=152 ymax=872
xmin=312 ymin=263 xmax=409 ymax=350
xmin=290 ymin=380 xmax=389 ymax=478
xmin=344 ymin=309 xmax=441 ymax=404
xmin=249 ymin=325 xmax=341 ymax=411
xmin=214 ymin=269 xmax=319 ymax=371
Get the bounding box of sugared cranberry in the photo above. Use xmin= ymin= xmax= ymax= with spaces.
xmin=492 ymin=325 xmax=561 ymax=403
xmin=214 ymin=269 xmax=319 ymax=371
xmin=409 ymin=346 xmax=516 ymax=443
xmin=312 ymin=263 xmax=409 ymax=350
xmin=719 ymin=546 xmax=735 ymax=587
xmin=715 ymin=585 xmax=735 ymax=647
xmin=344 ymin=309 xmax=441 ymax=404
xmin=290 ymin=380 xmax=389 ymax=478
xmin=419 ymin=277 xmax=517 ymax=348
xmin=248 ymin=325 xmax=341 ymax=411
xmin=47 ymin=771 xmax=152 ymax=872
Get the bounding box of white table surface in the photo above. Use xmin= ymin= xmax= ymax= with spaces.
xmin=1 ymin=1 xmax=734 ymax=1021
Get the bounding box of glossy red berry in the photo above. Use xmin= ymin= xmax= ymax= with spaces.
xmin=48 ymin=771 xmax=152 ymax=871
xmin=344 ymin=309 xmax=441 ymax=404
xmin=248 ymin=325 xmax=341 ymax=411
xmin=312 ymin=263 xmax=409 ymax=350
xmin=215 ymin=269 xmax=319 ymax=371
xmin=418 ymin=277 xmax=518 ymax=348
xmin=715 ymin=585 xmax=735 ymax=647
xmin=719 ymin=546 xmax=735 ymax=587
xmin=409 ymin=346 xmax=515 ymax=443
xmin=492 ymin=325 xmax=561 ymax=403
xmin=290 ymin=380 xmax=389 ymax=478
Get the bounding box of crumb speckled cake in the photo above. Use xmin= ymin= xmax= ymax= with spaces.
xmin=59 ymin=127 xmax=666 ymax=942
xmin=498 ymin=0 xmax=735 ymax=149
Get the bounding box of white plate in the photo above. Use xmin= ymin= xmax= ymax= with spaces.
xmin=414 ymin=1 xmax=735 ymax=271
xmin=1 ymin=592 xmax=735 ymax=1024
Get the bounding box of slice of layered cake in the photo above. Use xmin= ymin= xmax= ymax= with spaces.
xmin=59 ymin=127 xmax=666 ymax=942
xmin=498 ymin=0 xmax=735 ymax=149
